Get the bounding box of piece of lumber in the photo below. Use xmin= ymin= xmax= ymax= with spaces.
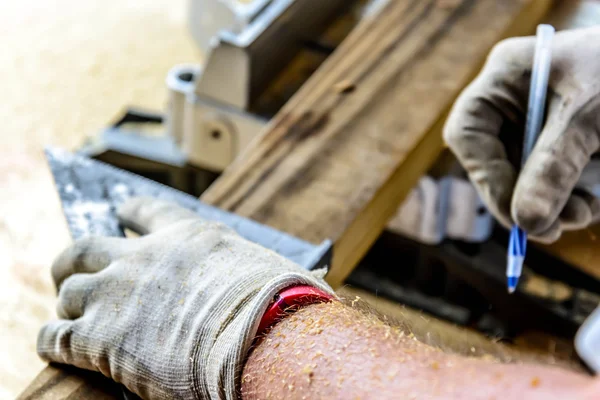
xmin=20 ymin=0 xmax=553 ymax=398
xmin=200 ymin=0 xmax=554 ymax=288
xmin=17 ymin=364 xmax=120 ymax=400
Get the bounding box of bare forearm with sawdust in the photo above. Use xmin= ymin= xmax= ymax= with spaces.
xmin=241 ymin=302 xmax=599 ymax=399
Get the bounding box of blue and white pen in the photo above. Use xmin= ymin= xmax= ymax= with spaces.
xmin=507 ymin=24 xmax=555 ymax=294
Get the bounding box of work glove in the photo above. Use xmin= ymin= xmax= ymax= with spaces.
xmin=444 ymin=27 xmax=600 ymax=243
xmin=36 ymin=197 xmax=334 ymax=399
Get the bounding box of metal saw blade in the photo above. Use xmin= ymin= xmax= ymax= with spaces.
xmin=45 ymin=147 xmax=331 ymax=270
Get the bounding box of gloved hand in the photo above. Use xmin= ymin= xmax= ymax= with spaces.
xmin=37 ymin=197 xmax=334 ymax=399
xmin=444 ymin=27 xmax=600 ymax=243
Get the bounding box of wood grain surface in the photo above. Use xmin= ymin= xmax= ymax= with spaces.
xmin=17 ymin=365 xmax=120 ymax=400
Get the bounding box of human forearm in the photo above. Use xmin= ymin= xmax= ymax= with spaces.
xmin=242 ymin=302 xmax=597 ymax=400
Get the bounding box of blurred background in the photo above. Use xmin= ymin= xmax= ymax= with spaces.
xmin=0 ymin=1 xmax=198 ymax=396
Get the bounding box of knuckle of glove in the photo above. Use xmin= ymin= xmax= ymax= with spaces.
xmin=56 ymin=274 xmax=93 ymax=319
xmin=37 ymin=320 xmax=76 ymax=364
xmin=442 ymin=95 xmax=469 ymax=150
xmin=487 ymin=36 xmax=533 ymax=69
xmin=166 ymin=218 xmax=232 ymax=240
xmin=52 ymin=237 xmax=99 ymax=288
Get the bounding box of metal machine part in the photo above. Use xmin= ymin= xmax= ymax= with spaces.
xmin=80 ymin=109 xmax=219 ymax=197
xmin=188 ymin=0 xmax=273 ymax=55
xmin=87 ymin=0 xmax=357 ymax=174
xmin=167 ymin=63 xmax=267 ymax=171
xmin=576 ymin=305 xmax=600 ymax=373
xmin=387 ymin=176 xmax=494 ymax=245
xmin=46 ymin=147 xmax=331 ymax=271
xmin=171 ymin=0 xmax=369 ymax=170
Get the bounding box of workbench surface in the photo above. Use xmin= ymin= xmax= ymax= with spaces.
xmin=0 ymin=1 xmax=598 ymax=398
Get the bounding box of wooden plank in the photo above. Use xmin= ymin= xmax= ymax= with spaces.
xmin=201 ymin=0 xmax=554 ymax=288
xmin=19 ymin=1 xmax=553 ymax=398
xmin=17 ymin=364 xmax=120 ymax=400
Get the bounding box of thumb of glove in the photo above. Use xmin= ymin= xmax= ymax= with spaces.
xmin=512 ymin=95 xmax=600 ymax=242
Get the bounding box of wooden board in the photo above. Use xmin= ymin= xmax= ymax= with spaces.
xmin=19 ymin=0 xmax=554 ymax=398
xmin=200 ymin=0 xmax=554 ymax=288
xmin=17 ymin=364 xmax=120 ymax=400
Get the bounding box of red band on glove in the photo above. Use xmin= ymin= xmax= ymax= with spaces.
xmin=256 ymin=285 xmax=334 ymax=336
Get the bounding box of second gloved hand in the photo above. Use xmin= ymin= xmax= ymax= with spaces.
xmin=444 ymin=27 xmax=600 ymax=243
xmin=37 ymin=197 xmax=334 ymax=400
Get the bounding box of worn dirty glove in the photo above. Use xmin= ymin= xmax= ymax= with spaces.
xmin=444 ymin=27 xmax=600 ymax=243
xmin=37 ymin=197 xmax=334 ymax=399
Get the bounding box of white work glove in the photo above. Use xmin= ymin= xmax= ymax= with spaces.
xmin=37 ymin=197 xmax=334 ymax=399
xmin=444 ymin=27 xmax=600 ymax=243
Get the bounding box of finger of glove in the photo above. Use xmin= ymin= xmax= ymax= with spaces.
xmin=37 ymin=319 xmax=84 ymax=367
xmin=444 ymin=87 xmax=519 ymax=227
xmin=527 ymin=221 xmax=561 ymax=244
xmin=52 ymin=236 xmax=136 ymax=290
xmin=512 ymin=101 xmax=600 ymax=235
xmin=527 ymin=191 xmax=600 ymax=244
xmin=444 ymin=37 xmax=534 ymax=228
xmin=522 ymin=190 xmax=600 ymax=244
xmin=444 ymin=82 xmax=515 ymax=227
xmin=559 ymin=189 xmax=600 ymax=231
xmin=37 ymin=318 xmax=107 ymax=376
xmin=118 ymin=196 xmax=203 ymax=234
xmin=56 ymin=274 xmax=98 ymax=319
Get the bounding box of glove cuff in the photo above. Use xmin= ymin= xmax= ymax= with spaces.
xmin=256 ymin=284 xmax=335 ymax=335
xmin=192 ymin=270 xmax=335 ymax=399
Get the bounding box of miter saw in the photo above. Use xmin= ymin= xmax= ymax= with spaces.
xmin=77 ymin=0 xmax=600 ymax=342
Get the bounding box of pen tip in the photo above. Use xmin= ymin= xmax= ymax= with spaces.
xmin=507 ymin=276 xmax=519 ymax=294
